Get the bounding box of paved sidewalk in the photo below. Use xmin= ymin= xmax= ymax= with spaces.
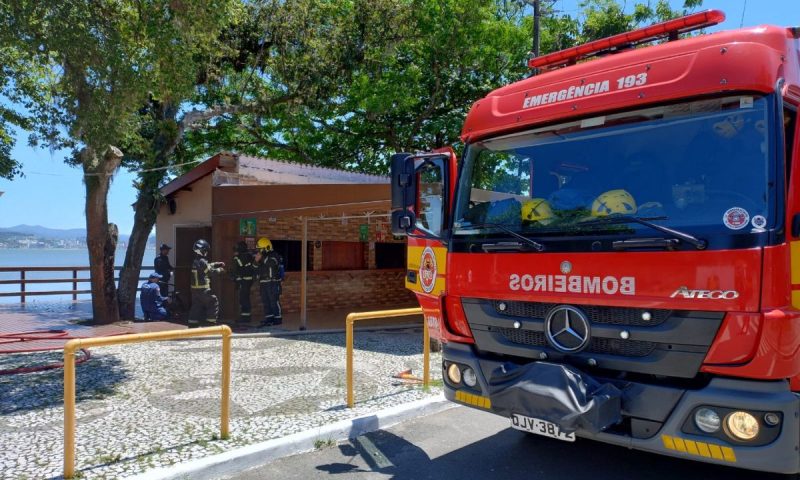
xmin=0 ymin=301 xmax=184 ymax=353
xmin=0 ymin=328 xmax=441 ymax=480
xmin=0 ymin=301 xmax=422 ymax=352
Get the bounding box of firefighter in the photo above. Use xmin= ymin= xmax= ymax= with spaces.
xmin=232 ymin=240 xmax=255 ymax=325
xmin=153 ymin=243 xmax=173 ymax=297
xmin=188 ymin=239 xmax=225 ymax=328
xmin=254 ymin=237 xmax=284 ymax=327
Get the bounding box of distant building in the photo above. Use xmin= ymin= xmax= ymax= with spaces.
xmin=156 ymin=152 xmax=413 ymax=324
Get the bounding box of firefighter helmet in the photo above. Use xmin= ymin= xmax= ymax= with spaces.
xmin=591 ymin=189 xmax=637 ymax=217
xmin=257 ymin=237 xmax=273 ymax=251
xmin=521 ymin=198 xmax=554 ymax=224
xmin=236 ymin=241 xmax=248 ymax=254
xmin=193 ymin=239 xmax=210 ymax=257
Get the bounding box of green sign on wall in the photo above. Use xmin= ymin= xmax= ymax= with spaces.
xmin=359 ymin=224 xmax=369 ymax=242
xmin=239 ymin=218 xmax=257 ymax=236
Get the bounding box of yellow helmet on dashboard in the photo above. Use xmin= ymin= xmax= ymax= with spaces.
xmin=591 ymin=189 xmax=637 ymax=217
xmin=257 ymin=237 xmax=273 ymax=251
xmin=521 ymin=198 xmax=554 ymax=224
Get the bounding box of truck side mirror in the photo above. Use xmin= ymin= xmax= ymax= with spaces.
xmin=391 ymin=153 xmax=415 ymax=210
xmin=391 ymin=153 xmax=416 ymax=235
xmin=390 ymin=152 xmax=448 ymax=237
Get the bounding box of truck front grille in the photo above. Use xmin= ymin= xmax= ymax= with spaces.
xmin=466 ymin=298 xmax=725 ymax=378
xmin=496 ymin=327 xmax=657 ymax=357
xmin=494 ymin=300 xmax=670 ymax=327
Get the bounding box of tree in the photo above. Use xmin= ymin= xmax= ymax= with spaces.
xmin=179 ymin=0 xmax=702 ymax=176
xmin=0 ymin=0 xmax=241 ymax=323
xmin=179 ymin=0 xmax=531 ymax=171
xmin=578 ymin=0 xmax=704 ymax=42
xmin=116 ymin=0 xmax=411 ymax=319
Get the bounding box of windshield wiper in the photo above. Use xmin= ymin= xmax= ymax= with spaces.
xmin=455 ymin=222 xmax=545 ymax=252
xmin=612 ymin=237 xmax=681 ymax=251
xmin=579 ymin=215 xmax=707 ymax=250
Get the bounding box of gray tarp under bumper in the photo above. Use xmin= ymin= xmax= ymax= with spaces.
xmin=443 ymin=342 xmax=800 ymax=474
xmin=488 ymin=361 xmax=622 ymax=434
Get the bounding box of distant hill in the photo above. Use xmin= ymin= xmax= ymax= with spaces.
xmin=0 ymin=225 xmax=86 ymax=239
xmin=0 ymin=224 xmax=145 ymax=243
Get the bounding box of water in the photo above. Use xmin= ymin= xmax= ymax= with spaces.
xmin=0 ymin=247 xmax=156 ymax=303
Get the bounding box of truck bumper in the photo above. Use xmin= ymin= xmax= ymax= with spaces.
xmin=443 ymin=342 xmax=800 ymax=474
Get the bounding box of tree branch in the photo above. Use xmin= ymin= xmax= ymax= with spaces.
xmin=166 ymin=93 xmax=300 ymax=160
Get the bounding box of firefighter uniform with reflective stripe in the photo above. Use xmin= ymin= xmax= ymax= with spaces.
xmin=189 ymin=256 xmax=224 ymax=326
xmin=256 ymin=250 xmax=284 ymax=326
xmin=232 ymin=249 xmax=254 ymax=324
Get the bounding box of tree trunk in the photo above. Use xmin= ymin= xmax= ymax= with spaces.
xmin=117 ymin=192 xmax=159 ymax=319
xmin=117 ymin=101 xmax=179 ymax=319
xmin=83 ymin=146 xmax=123 ymax=324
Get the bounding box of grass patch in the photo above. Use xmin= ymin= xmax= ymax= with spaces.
xmin=94 ymin=453 xmax=122 ymax=464
xmin=313 ymin=438 xmax=337 ymax=450
xmin=420 ymin=378 xmax=444 ymax=392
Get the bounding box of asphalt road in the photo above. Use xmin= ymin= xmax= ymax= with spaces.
xmin=226 ymin=406 xmax=785 ymax=480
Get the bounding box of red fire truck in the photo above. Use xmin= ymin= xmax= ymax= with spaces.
xmin=391 ymin=10 xmax=800 ymax=474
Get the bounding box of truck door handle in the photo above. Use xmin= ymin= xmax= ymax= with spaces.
xmin=407 ymin=270 xmax=417 ymax=284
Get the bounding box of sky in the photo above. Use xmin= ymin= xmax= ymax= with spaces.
xmin=0 ymin=0 xmax=795 ymax=234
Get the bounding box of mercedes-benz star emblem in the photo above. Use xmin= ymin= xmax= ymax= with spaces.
xmin=544 ymin=305 xmax=591 ymax=353
xmin=560 ymin=261 xmax=572 ymax=274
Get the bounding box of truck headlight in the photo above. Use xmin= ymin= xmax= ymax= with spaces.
xmin=726 ymin=411 xmax=759 ymax=440
xmin=447 ymin=363 xmax=462 ymax=384
xmin=694 ymin=408 xmax=721 ymax=433
xmin=462 ymin=367 xmax=478 ymax=387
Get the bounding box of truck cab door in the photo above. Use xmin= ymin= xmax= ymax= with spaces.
xmin=391 ymin=149 xmax=457 ymax=339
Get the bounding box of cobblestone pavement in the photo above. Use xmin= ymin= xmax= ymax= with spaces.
xmin=0 ymin=328 xmax=442 ymax=479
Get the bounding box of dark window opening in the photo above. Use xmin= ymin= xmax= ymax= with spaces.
xmin=271 ymin=240 xmax=302 ymax=272
xmin=375 ymin=243 xmax=406 ymax=269
xmin=322 ymin=241 xmax=366 ymax=270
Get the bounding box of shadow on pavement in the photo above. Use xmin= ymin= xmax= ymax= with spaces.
xmin=0 ymin=352 xmax=129 ymax=415
xmin=316 ymin=428 xmax=785 ymax=480
xmin=282 ymin=328 xmax=429 ymax=357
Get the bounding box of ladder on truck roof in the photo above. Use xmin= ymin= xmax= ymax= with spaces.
xmin=529 ymin=9 xmax=726 ymax=70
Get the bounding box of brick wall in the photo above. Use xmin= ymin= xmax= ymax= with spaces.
xmin=214 ymin=211 xmax=413 ymax=320
xmin=244 ymin=269 xmax=417 ymax=319
xmin=256 ymin=215 xmax=402 ymax=244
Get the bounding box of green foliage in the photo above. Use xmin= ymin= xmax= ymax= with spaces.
xmin=181 ymin=0 xmax=534 ymax=173
xmin=578 ymin=0 xmax=705 ymax=41
xmin=180 ymin=0 xmax=703 ymax=176
xmin=0 ymin=0 xmax=242 ymax=164
xmin=1 ymin=0 xmax=705 ymax=184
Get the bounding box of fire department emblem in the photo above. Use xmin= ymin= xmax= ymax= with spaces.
xmin=419 ymin=247 xmax=437 ymax=293
xmin=722 ymin=207 xmax=749 ymax=230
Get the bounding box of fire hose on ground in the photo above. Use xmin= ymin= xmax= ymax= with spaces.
xmin=0 ymin=330 xmax=93 ymax=375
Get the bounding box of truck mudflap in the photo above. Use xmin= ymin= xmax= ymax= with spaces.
xmin=487 ymin=361 xmax=621 ymax=434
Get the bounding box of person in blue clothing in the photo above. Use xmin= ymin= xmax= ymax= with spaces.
xmin=140 ymin=272 xmax=169 ymax=321
xmin=154 ymin=243 xmax=174 ymax=297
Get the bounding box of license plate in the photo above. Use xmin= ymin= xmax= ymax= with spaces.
xmin=510 ymin=413 xmax=576 ymax=442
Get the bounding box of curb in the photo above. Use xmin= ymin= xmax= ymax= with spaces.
xmin=128 ymin=394 xmax=453 ymax=480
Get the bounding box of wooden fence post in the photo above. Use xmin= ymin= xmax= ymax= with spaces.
xmin=72 ymin=269 xmax=78 ymax=302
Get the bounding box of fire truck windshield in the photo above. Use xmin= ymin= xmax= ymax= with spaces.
xmin=454 ymin=95 xmax=776 ymax=250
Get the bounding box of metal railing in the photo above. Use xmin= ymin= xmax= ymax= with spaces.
xmin=346 ymin=307 xmax=426 ymax=408
xmin=0 ymin=266 xmax=153 ymax=302
xmin=63 ymin=326 xmax=232 ymax=479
